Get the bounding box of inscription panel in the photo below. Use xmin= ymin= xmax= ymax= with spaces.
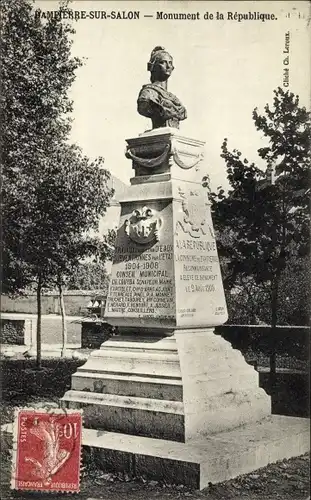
xmin=174 ymin=197 xmax=228 ymax=327
xmin=106 ymin=244 xmax=174 ymax=316
xmin=105 ymin=185 xmax=228 ymax=329
xmin=105 ymin=202 xmax=176 ymax=327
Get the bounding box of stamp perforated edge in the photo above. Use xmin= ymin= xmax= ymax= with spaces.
xmin=10 ymin=407 xmax=83 ymax=494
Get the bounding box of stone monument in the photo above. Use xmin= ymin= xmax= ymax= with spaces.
xmin=62 ymin=47 xmax=309 ymax=489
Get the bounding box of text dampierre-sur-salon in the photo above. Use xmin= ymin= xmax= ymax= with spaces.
xmin=37 ymin=10 xmax=277 ymax=22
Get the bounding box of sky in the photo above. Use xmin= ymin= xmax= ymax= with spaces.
xmin=35 ymin=0 xmax=310 ymax=190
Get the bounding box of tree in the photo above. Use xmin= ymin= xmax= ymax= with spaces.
xmin=1 ymin=0 xmax=115 ymax=366
xmin=21 ymin=143 xmax=114 ymax=359
xmin=276 ymin=256 xmax=310 ymax=326
xmin=66 ymin=259 xmax=114 ymax=292
xmin=210 ymin=87 xmax=310 ymax=372
xmin=2 ymin=0 xmax=81 ymax=293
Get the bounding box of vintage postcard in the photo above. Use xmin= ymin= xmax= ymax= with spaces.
xmin=1 ymin=0 xmax=310 ymax=499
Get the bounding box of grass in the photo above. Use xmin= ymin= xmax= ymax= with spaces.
xmin=1 ymin=358 xmax=85 ymax=402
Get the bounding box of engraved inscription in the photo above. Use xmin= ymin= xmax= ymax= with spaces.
xmin=175 ymin=230 xmax=226 ymax=320
xmin=175 ymin=238 xmax=220 ymax=295
xmin=106 ymin=244 xmax=175 ymax=317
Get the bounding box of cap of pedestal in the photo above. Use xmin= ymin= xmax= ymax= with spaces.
xmin=125 ymin=128 xmax=206 ymax=183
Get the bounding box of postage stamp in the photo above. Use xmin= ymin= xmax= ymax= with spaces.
xmin=11 ymin=408 xmax=83 ymax=493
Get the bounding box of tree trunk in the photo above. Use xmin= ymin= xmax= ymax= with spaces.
xmin=270 ymin=280 xmax=279 ymax=380
xmin=269 ymin=194 xmax=287 ymax=380
xmin=58 ymin=280 xmax=67 ymax=358
xmin=269 ymin=236 xmax=286 ymax=380
xmin=36 ymin=275 xmax=42 ymax=370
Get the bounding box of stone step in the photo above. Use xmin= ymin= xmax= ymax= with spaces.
xmin=99 ymin=336 xmax=249 ymax=360
xmin=80 ymin=349 xmax=251 ymax=377
xmin=76 ymin=351 xmax=181 ymax=378
xmin=3 ymin=415 xmax=308 ymax=490
xmin=100 ymin=336 xmax=178 ymax=353
xmin=70 ymin=367 xmax=260 ymax=401
xmin=91 ymin=351 xmax=180 ymax=361
xmin=63 ymin=385 xmax=268 ymax=418
xmin=80 ymin=416 xmax=311 ymax=489
xmin=62 ymin=391 xmax=185 ymax=441
xmin=61 ymin=386 xmax=271 ymax=441
xmin=83 ymin=415 xmax=310 ymax=489
xmin=62 ymin=391 xmax=184 ymax=414
xmin=187 ymin=391 xmax=271 ymax=437
xmin=71 ymin=372 xmax=183 ymax=401
xmin=64 ymin=331 xmax=272 ymax=440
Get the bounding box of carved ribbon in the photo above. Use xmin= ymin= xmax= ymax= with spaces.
xmin=172 ymin=145 xmax=203 ymax=170
xmin=126 ymin=144 xmax=170 ymax=168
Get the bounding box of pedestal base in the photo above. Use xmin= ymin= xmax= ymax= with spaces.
xmin=3 ymin=415 xmax=308 ymax=490
xmin=61 ymin=330 xmax=309 ymax=488
xmin=82 ymin=415 xmax=309 ymax=489
xmin=62 ymin=330 xmax=270 ymax=441
xmin=62 ymin=335 xmax=184 ymax=441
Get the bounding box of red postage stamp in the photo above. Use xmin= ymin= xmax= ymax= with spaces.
xmin=11 ymin=408 xmax=82 ymax=493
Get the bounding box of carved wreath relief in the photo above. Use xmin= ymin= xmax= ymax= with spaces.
xmin=176 ymin=188 xmax=215 ymax=239
xmin=125 ymin=207 xmax=162 ymax=245
xmin=170 ymin=144 xmax=204 ymax=170
xmin=126 ymin=141 xmax=204 ymax=171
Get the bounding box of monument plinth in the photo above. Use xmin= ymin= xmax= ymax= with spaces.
xmin=104 ymin=128 xmax=227 ymax=332
xmin=62 ymin=46 xmax=309 ymax=489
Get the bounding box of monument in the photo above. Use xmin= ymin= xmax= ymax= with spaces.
xmin=62 ymin=47 xmax=309 ymax=489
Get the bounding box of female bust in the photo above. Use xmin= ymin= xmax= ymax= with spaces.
xmin=137 ymin=46 xmax=187 ymax=129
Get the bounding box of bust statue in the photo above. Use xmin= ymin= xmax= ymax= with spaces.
xmin=137 ymin=46 xmax=187 ymax=129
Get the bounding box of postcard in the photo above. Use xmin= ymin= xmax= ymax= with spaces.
xmin=1 ymin=1 xmax=310 ymax=499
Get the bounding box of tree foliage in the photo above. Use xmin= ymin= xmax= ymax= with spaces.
xmin=3 ymin=144 xmax=114 ymax=291
xmin=2 ymin=0 xmax=115 ymax=294
xmin=211 ymin=87 xmax=310 ymax=327
xmin=2 ymin=0 xmax=82 ymax=292
xmin=66 ymin=260 xmax=113 ymax=292
xmin=1 ymin=0 xmax=115 ymax=365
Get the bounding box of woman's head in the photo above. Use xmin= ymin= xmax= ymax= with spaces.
xmin=147 ymin=46 xmax=174 ymax=82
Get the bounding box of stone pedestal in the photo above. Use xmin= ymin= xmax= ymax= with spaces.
xmin=62 ymin=128 xmax=309 ymax=488
xmin=105 ymin=128 xmax=227 ymax=331
xmin=63 ymin=330 xmax=270 ymax=442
